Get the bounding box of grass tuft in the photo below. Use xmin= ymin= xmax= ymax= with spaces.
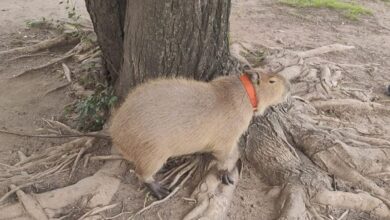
xmin=280 ymin=0 xmax=372 ymax=20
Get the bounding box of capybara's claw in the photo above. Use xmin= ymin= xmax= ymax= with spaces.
xmin=220 ymin=170 xmax=234 ymax=185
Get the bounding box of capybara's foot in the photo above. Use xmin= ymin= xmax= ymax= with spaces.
xmin=219 ymin=170 xmax=234 ymax=185
xmin=145 ymin=181 xmax=170 ymax=200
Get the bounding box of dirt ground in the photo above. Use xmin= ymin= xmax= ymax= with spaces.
xmin=0 ymin=0 xmax=389 ymax=219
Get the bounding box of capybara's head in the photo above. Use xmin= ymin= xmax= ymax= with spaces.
xmin=246 ymin=71 xmax=290 ymax=114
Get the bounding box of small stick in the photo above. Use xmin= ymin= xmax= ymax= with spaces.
xmin=45 ymin=83 xmax=71 ymax=95
xmin=160 ymin=160 xmax=192 ymax=184
xmin=84 ymin=153 xmax=91 ymax=168
xmin=17 ymin=150 xmax=27 ymax=162
xmin=0 ymin=162 xmax=14 ymax=169
xmin=90 ymin=155 xmax=124 ymax=161
xmin=129 ymin=167 xmax=196 ymax=220
xmin=70 ymin=147 xmax=87 ymax=179
xmin=7 ymin=52 xmax=49 ymax=62
xmin=0 ymin=182 xmax=35 ymax=204
xmin=169 ymin=159 xmax=198 ymax=189
xmin=0 ymin=129 xmax=109 ymax=139
xmin=78 ymin=203 xmax=119 ymax=220
xmin=62 ymin=63 xmax=72 ymax=82
xmin=42 ymin=119 xmax=82 ymax=135
xmin=11 ymin=184 xmax=49 ymax=220
xmin=337 ymin=210 xmax=349 ymax=220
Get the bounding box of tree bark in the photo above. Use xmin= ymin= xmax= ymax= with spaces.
xmin=85 ymin=0 xmax=127 ymax=82
xmin=86 ymin=0 xmax=233 ymax=97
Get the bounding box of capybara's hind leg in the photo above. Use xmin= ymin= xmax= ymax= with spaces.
xmin=136 ymin=155 xmax=170 ymax=199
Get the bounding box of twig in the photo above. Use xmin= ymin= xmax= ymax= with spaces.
xmin=0 ymin=129 xmax=109 ymax=139
xmin=0 ymin=182 xmax=35 ymax=204
xmin=62 ymin=63 xmax=72 ymax=82
xmin=42 ymin=119 xmax=82 ymax=135
xmin=106 ymin=211 xmax=133 ymax=220
xmin=7 ymin=52 xmax=49 ymax=62
xmin=70 ymin=147 xmax=88 ymax=179
xmin=157 ymin=211 xmax=163 ymax=220
xmin=84 ymin=153 xmax=91 ymax=168
xmin=168 ymin=159 xmax=198 ymax=189
xmin=160 ymin=160 xmax=192 ymax=184
xmin=337 ymin=210 xmax=349 ymax=220
xmin=17 ymin=151 xmax=27 ymax=162
xmin=129 ymin=167 xmax=196 ymax=220
xmin=11 ymin=184 xmax=49 ymax=220
xmin=78 ymin=203 xmax=119 ymax=220
xmin=90 ymin=155 xmax=124 ymax=161
xmin=44 ymin=83 xmax=71 ymax=95
xmin=0 ymin=162 xmax=13 ymax=169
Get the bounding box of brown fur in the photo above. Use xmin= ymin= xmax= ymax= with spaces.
xmin=109 ymin=72 xmax=289 ymax=183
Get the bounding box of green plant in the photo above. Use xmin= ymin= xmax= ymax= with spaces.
xmin=25 ymin=17 xmax=55 ymax=29
xmin=74 ymin=85 xmax=118 ymax=131
xmin=59 ymin=0 xmax=94 ymax=42
xmin=280 ymin=0 xmax=372 ymax=20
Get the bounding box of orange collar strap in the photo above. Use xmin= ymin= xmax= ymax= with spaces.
xmin=239 ymin=73 xmax=258 ymax=111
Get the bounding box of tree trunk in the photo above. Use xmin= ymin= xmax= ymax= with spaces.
xmin=85 ymin=0 xmax=127 ymax=82
xmin=86 ymin=0 xmax=233 ymax=97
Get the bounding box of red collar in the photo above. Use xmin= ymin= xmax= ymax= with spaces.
xmin=239 ymin=74 xmax=258 ymax=111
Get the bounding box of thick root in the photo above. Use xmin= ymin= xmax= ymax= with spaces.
xmin=312 ymin=99 xmax=389 ymax=113
xmin=0 ymin=138 xmax=95 ymax=191
xmin=183 ymin=166 xmax=239 ymax=220
xmin=315 ymin=189 xmax=390 ymax=219
xmin=277 ymin=184 xmax=309 ymax=220
xmin=0 ymin=160 xmax=126 ymax=219
xmin=296 ymin=44 xmax=355 ymax=58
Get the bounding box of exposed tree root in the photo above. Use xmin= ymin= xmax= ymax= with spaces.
xmin=0 ymin=128 xmax=109 ymax=139
xmin=44 ymin=82 xmax=71 ymax=95
xmin=312 ymin=99 xmax=389 ymax=113
xmin=10 ymin=184 xmax=49 ymax=220
xmin=314 ymin=190 xmax=390 ymax=219
xmin=0 ymin=34 xmax=79 ymax=57
xmin=0 ymin=158 xmax=126 ymax=220
xmin=78 ymin=203 xmax=119 ymax=220
xmin=183 ymin=166 xmax=240 ymax=220
xmin=2 ymin=42 xmax=389 ymax=219
xmin=234 ymin=42 xmax=390 ymax=219
xmin=6 ymin=33 xmax=98 ymax=79
xmin=277 ymin=184 xmax=309 ymax=220
xmin=7 ymin=52 xmax=50 ymax=62
xmin=11 ymin=53 xmax=75 ymax=78
xmin=0 ymin=138 xmax=95 ymax=190
xmin=296 ymin=44 xmax=355 ymax=58
xmin=89 ymin=155 xmax=124 ymax=161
